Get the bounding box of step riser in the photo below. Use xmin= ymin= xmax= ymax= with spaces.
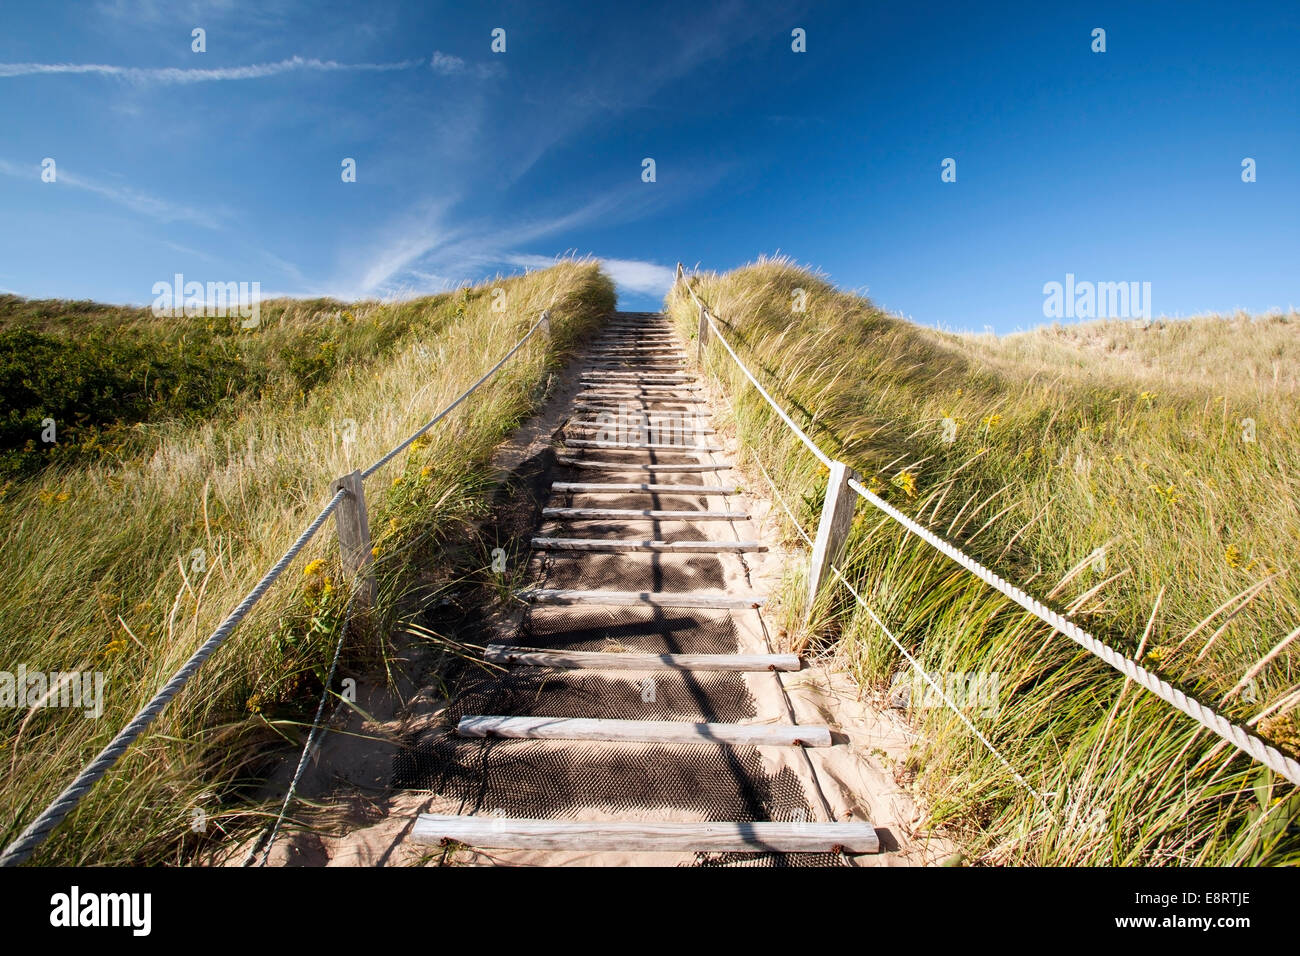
xmin=542 ymin=509 xmax=748 ymax=520
xmin=412 ymin=815 xmax=877 ymax=853
xmin=551 ymin=483 xmax=737 ymax=493
xmin=557 ymin=459 xmax=731 ymax=471
xmin=532 ymin=538 xmax=766 ymax=553
xmin=457 ymin=716 xmax=832 ymax=748
xmin=484 ymin=645 xmax=798 ymax=671
xmin=522 ymin=589 xmax=764 ymax=608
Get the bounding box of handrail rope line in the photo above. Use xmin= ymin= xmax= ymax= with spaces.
xmin=845 ymin=476 xmax=1300 ymax=787
xmin=2 ymin=308 xmax=557 ymax=867
xmin=739 ymin=429 xmax=1053 ymax=815
xmin=360 ymin=313 xmax=546 ymax=479
xmin=675 ymin=267 xmax=1300 ymax=789
xmin=679 ymin=273 xmax=831 ymax=468
xmin=828 ymin=566 xmax=1057 ymax=815
xmin=252 ymin=582 xmax=360 ymax=866
xmin=0 ymin=489 xmax=349 ymax=868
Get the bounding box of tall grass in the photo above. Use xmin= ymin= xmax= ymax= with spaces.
xmin=0 ymin=261 xmax=614 ymax=865
xmin=666 ymin=257 xmax=1299 ymax=865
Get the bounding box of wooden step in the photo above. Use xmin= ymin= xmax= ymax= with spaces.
xmin=457 ymin=715 xmax=831 ymax=747
xmin=551 ymin=482 xmax=737 ymax=494
xmin=532 ymin=537 xmax=766 ymax=553
xmin=581 ymin=372 xmax=694 ymax=380
xmin=521 ymin=588 xmax=764 ymax=608
xmin=575 ymin=396 xmax=708 ymax=404
xmin=542 ymin=507 xmax=748 ymax=520
xmin=567 ymin=421 xmax=716 ymax=434
xmin=559 ymin=442 xmax=722 ymax=455
xmin=484 ymin=645 xmax=798 ymax=671
xmin=581 ymin=383 xmax=701 ymax=392
xmin=557 ymin=458 xmax=729 ymax=470
xmin=573 ymin=404 xmax=711 ymax=416
xmin=412 ymin=815 xmax=878 ymax=853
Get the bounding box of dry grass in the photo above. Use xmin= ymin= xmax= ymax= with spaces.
xmin=0 ymin=261 xmax=613 ymax=865
xmin=667 ymin=256 xmax=1299 ymax=865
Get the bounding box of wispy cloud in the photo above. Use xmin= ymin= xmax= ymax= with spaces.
xmin=505 ymin=254 xmax=674 ymax=297
xmin=0 ymin=55 xmax=423 ymax=84
xmin=596 ymin=259 xmax=678 ymax=296
xmin=0 ymin=158 xmax=222 ymax=226
xmin=430 ymin=51 xmax=503 ymax=79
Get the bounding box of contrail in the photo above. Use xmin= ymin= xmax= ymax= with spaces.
xmin=0 ymin=55 xmax=423 ymax=84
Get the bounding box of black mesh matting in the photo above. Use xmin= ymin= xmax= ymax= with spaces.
xmin=533 ymin=552 xmax=727 ymax=591
xmin=521 ymin=605 xmax=741 ymax=655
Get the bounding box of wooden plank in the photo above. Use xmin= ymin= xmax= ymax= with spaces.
xmin=573 ymin=404 xmax=711 ymax=416
xmin=567 ymin=421 xmax=716 ymax=434
xmin=521 ymin=588 xmax=764 ymax=608
xmin=542 ymin=507 xmax=748 ymax=520
xmin=583 ymin=365 xmax=687 ymax=371
xmin=531 ymin=537 xmax=766 ymax=552
xmin=581 ymin=383 xmax=701 ymax=392
xmin=484 ymin=645 xmax=799 ymax=671
xmin=412 ymin=815 xmax=877 ymax=853
xmin=457 ymin=715 xmax=831 ymax=748
xmin=562 ymin=439 xmax=723 ymax=451
xmin=328 ymin=470 xmax=376 ymax=609
xmin=807 ymin=460 xmax=858 ymax=615
xmin=581 ymin=373 xmax=694 ymax=380
xmin=557 ymin=458 xmax=729 ymax=470
xmin=551 ymin=482 xmax=737 ymax=493
xmin=575 ymin=395 xmax=708 ymax=404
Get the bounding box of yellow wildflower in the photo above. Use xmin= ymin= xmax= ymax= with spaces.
xmin=303 ymin=559 xmax=326 ymax=577
xmin=892 ymin=471 xmax=918 ymax=498
xmin=1225 ymin=545 xmax=1242 ymax=569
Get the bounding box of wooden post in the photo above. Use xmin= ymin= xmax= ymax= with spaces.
xmin=806 ymin=460 xmax=857 ymax=617
xmin=675 ymin=262 xmax=684 ymax=283
xmin=329 ymin=470 xmax=375 ymax=609
xmin=539 ymin=309 xmax=551 ymax=337
xmin=696 ymin=304 xmax=709 ymax=364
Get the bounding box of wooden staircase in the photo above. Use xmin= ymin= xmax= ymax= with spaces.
xmin=411 ymin=312 xmax=879 ymax=859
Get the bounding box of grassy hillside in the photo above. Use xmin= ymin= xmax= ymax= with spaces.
xmin=0 ymin=261 xmax=614 ymax=865
xmin=667 ymin=257 xmax=1299 ymax=865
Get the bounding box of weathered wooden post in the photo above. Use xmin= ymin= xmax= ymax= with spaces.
xmin=696 ymin=303 xmax=709 ymax=364
xmin=806 ymin=460 xmax=857 ymax=618
xmin=539 ymin=309 xmax=551 ymax=337
xmin=329 ymin=470 xmax=375 ymax=611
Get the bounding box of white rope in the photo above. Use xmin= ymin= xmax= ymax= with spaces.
xmin=739 ymin=425 xmax=1052 ymax=812
xmin=679 ymin=273 xmax=830 ymax=468
xmin=2 ymin=308 xmax=557 ymax=866
xmin=675 ymin=267 xmax=1300 ymax=789
xmin=362 ymin=312 xmax=547 ymax=479
xmin=845 ymin=476 xmax=1300 ymax=787
xmin=0 ymin=489 xmax=349 ymax=867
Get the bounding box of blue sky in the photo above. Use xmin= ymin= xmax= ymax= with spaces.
xmin=0 ymin=0 xmax=1296 ymax=333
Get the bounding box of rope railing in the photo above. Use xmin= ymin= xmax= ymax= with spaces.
xmin=0 ymin=308 xmax=557 ymax=867
xmin=673 ymin=264 xmax=1300 ymax=789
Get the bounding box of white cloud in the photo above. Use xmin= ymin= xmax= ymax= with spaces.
xmin=0 ymin=56 xmax=422 ymax=84
xmin=599 ymin=258 xmax=677 ymax=296
xmin=429 ymin=51 xmax=504 ymax=79
xmin=430 ymin=52 xmax=465 ymax=74
xmin=0 ymin=158 xmax=222 ymax=226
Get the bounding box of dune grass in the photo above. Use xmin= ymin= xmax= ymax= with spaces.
xmin=666 ymin=257 xmax=1299 ymax=865
xmin=0 ymin=261 xmax=614 ymax=865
